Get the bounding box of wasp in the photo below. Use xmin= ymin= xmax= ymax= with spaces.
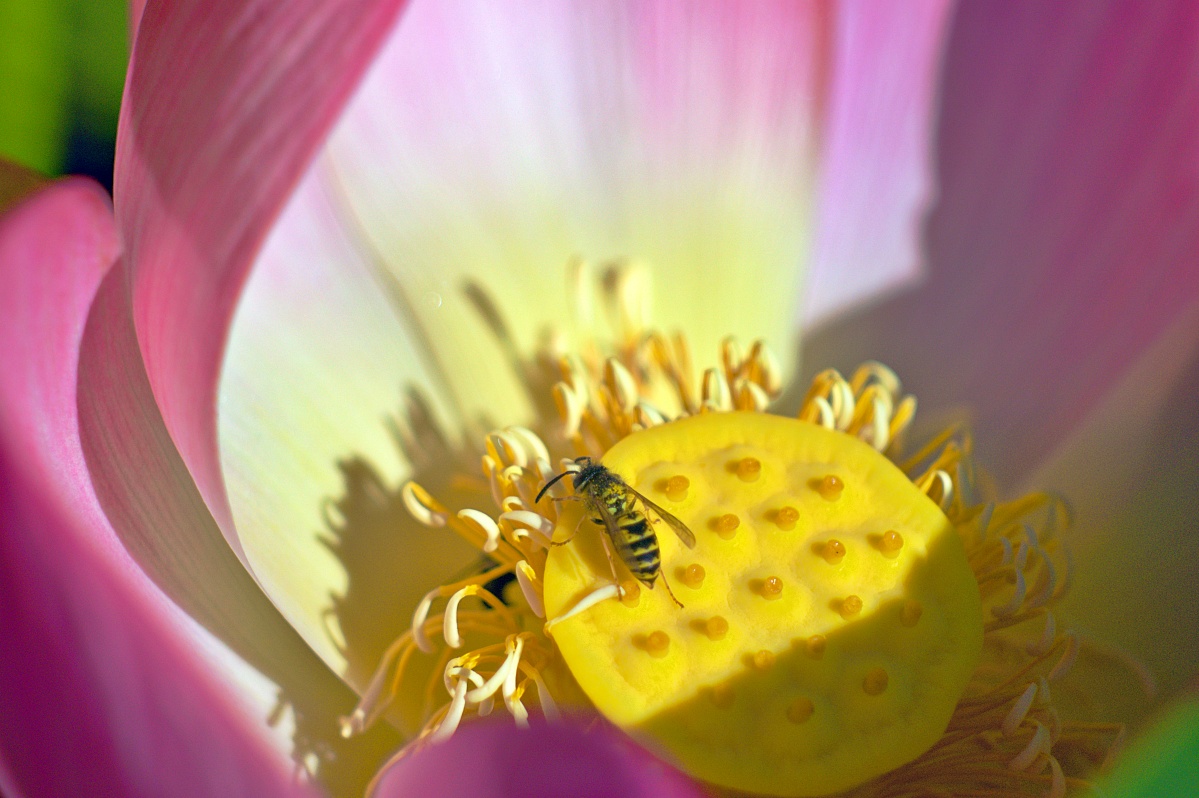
xmin=536 ymin=456 xmax=696 ymax=608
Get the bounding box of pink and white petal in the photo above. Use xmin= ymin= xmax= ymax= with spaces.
xmin=1033 ymin=299 xmax=1199 ymax=706
xmin=328 ymin=0 xmax=825 ymax=425
xmin=217 ymin=168 xmax=478 ymax=677
xmin=802 ymin=0 xmax=1199 ymax=487
xmin=803 ymin=0 xmax=953 ymax=328
xmin=114 ymin=0 xmax=408 ymax=562
xmin=368 ymin=717 xmax=705 ymax=798
xmin=78 ymin=256 xmax=381 ymax=768
xmin=0 ymin=181 xmax=306 ymax=798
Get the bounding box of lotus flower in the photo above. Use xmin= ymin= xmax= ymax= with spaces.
xmin=2 ymin=1 xmax=1198 ymax=796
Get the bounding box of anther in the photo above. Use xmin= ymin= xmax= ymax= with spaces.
xmin=752 ymin=650 xmax=776 ymax=670
xmin=863 ymin=667 xmax=889 ymax=695
xmin=816 ymin=474 xmax=844 ymax=500
xmin=645 ymin=631 xmax=670 ymax=657
xmin=665 ymin=475 xmax=690 ymax=501
xmin=682 ymin=564 xmax=706 ymax=589
xmin=774 ymin=505 xmax=799 ymax=530
xmin=787 ymin=698 xmax=814 ymax=724
xmin=900 ymin=599 xmax=923 ymax=627
xmin=704 ymin=616 xmax=729 ymax=641
xmin=761 ymin=576 xmax=784 ymax=600
xmin=821 ymin=540 xmax=846 ymax=565
xmin=806 ymin=635 xmax=827 ymax=659
xmin=880 ymin=529 xmax=904 ymax=558
xmin=713 ymin=513 xmax=740 ymax=539
xmin=839 ymin=595 xmax=863 ymax=619
xmin=735 ymin=457 xmax=762 ymax=482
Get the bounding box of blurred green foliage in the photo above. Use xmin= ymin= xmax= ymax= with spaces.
xmin=1100 ymin=696 xmax=1199 ymax=797
xmin=0 ymin=0 xmax=127 ymax=181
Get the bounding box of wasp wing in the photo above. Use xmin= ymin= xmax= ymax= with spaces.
xmin=586 ymin=491 xmax=626 ymax=547
xmin=628 ymin=487 xmax=697 ymax=549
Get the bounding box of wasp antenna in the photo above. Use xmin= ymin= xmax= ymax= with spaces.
xmin=535 ymin=470 xmax=575 ymax=503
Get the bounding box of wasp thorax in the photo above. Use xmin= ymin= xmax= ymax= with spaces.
xmin=542 ymin=412 xmax=983 ymax=796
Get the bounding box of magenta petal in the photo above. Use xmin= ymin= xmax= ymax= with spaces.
xmin=114 ymin=0 xmax=407 ymax=545
xmin=0 ymin=182 xmax=308 ymax=797
xmin=369 ymin=718 xmax=706 ymax=798
xmin=805 ymin=0 xmax=952 ymax=325
xmin=804 ymin=0 xmax=1199 ymax=484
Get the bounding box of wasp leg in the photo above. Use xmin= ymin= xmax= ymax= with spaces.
xmin=549 ymin=512 xmax=589 ymax=547
xmin=596 ymin=529 xmax=631 ymax=600
xmin=657 ymin=573 xmax=685 ymax=609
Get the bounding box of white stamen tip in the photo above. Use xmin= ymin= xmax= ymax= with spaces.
xmin=1002 ymin=683 xmax=1038 ymax=736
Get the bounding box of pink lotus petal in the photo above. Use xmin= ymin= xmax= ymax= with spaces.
xmin=803 ymin=0 xmax=1199 ymax=486
xmin=327 ymin=0 xmax=824 ymax=426
xmin=804 ymin=0 xmax=953 ymax=327
xmin=0 ymin=181 xmax=307 ymax=797
xmin=369 ymin=718 xmax=706 ymax=798
xmin=114 ymin=0 xmax=407 ymax=558
xmin=77 ymin=257 xmax=367 ymax=740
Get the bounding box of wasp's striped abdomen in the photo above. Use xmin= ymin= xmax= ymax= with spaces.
xmin=612 ymin=510 xmax=662 ymax=583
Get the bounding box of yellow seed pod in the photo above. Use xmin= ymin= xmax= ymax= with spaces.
xmin=543 ymin=412 xmax=982 ymax=796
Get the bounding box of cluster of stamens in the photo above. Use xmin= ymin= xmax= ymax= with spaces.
xmin=340 ymin=266 xmax=1134 ymax=797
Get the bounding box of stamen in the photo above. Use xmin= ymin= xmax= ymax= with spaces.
xmin=457 ymin=509 xmax=501 ymax=553
xmin=544 ymin=584 xmax=621 ymax=633
xmin=1009 ymin=721 xmax=1049 ymax=771
xmin=1002 ymin=683 xmax=1038 ymax=736
xmin=500 ymin=510 xmax=555 ymax=549
xmin=702 ymin=367 xmax=733 ymax=411
xmin=1048 ymin=633 xmax=1079 ymax=681
xmin=515 ymin=561 xmax=545 ymax=618
xmin=412 ymin=589 xmax=439 ymax=653
xmin=992 ymin=568 xmax=1027 ymax=618
xmin=604 ymin=358 xmax=639 ymax=413
xmin=401 ymin=482 xmax=448 ymax=527
xmin=430 ymin=676 xmax=470 ymax=743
